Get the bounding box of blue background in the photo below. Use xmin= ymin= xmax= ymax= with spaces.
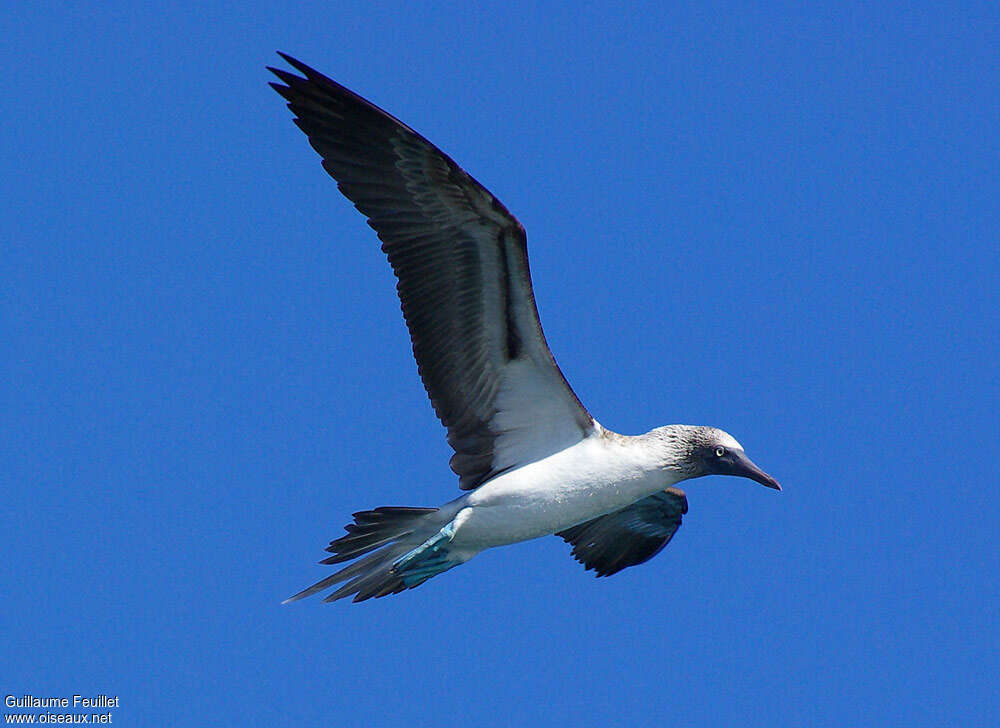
xmin=5 ymin=2 xmax=998 ymax=725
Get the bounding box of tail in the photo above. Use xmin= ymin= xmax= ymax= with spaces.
xmin=283 ymin=506 xmax=464 ymax=604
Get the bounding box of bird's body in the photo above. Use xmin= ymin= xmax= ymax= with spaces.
xmin=460 ymin=424 xmax=741 ymax=547
xmin=453 ymin=425 xmax=680 ymax=549
xmin=269 ymin=54 xmax=780 ymax=603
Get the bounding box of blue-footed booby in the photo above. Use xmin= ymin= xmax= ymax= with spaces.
xmin=269 ymin=54 xmax=780 ymax=603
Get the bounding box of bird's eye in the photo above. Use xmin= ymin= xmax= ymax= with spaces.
xmin=715 ymin=446 xmax=726 ymax=457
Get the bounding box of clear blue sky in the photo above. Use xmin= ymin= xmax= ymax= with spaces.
xmin=4 ymin=2 xmax=998 ymax=725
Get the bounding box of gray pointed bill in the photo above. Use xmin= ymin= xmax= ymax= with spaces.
xmin=732 ymin=450 xmax=781 ymax=490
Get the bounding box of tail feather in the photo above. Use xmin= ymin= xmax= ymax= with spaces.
xmin=323 ymin=549 xmax=411 ymax=603
xmin=284 ymin=506 xmax=443 ymax=604
xmin=319 ymin=506 xmax=436 ymax=565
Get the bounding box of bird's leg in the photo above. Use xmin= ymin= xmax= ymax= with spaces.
xmin=389 ymin=521 xmax=460 ymax=587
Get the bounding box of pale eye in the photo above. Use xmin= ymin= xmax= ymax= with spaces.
xmin=715 ymin=446 xmax=726 ymax=457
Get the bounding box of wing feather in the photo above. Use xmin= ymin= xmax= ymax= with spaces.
xmin=270 ymin=54 xmax=594 ymax=489
xmin=557 ymin=488 xmax=689 ymax=577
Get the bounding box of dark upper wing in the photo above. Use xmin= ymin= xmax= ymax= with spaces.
xmin=557 ymin=488 xmax=689 ymax=577
xmin=269 ymin=54 xmax=594 ymax=490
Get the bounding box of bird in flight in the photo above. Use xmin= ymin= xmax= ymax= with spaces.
xmin=269 ymin=53 xmax=780 ymax=604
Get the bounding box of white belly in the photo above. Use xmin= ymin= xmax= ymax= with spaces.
xmin=449 ymin=432 xmax=681 ymax=549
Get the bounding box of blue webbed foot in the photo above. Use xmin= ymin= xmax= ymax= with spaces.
xmin=390 ymin=521 xmax=461 ymax=587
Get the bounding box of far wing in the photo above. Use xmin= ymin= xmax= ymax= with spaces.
xmin=557 ymin=488 xmax=688 ymax=577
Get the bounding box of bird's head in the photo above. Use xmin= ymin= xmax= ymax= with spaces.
xmin=651 ymin=425 xmax=781 ymax=490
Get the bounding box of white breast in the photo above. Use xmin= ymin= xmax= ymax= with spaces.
xmin=452 ymin=428 xmax=682 ymax=549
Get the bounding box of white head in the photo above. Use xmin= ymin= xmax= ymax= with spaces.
xmin=648 ymin=425 xmax=780 ymax=489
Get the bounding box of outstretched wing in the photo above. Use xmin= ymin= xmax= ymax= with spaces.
xmin=557 ymin=488 xmax=689 ymax=577
xmin=270 ymin=55 xmax=594 ymax=490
